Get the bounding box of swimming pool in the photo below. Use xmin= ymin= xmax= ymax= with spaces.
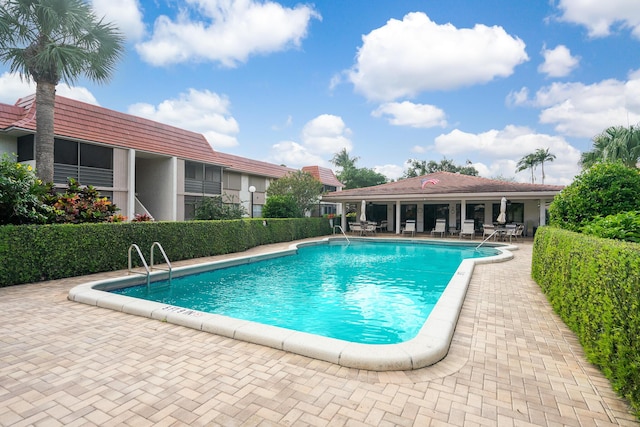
xmin=113 ymin=241 xmax=497 ymax=345
xmin=69 ymin=237 xmax=514 ymax=370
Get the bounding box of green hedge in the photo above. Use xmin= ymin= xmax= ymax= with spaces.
xmin=532 ymin=226 xmax=640 ymax=415
xmin=0 ymin=218 xmax=332 ymax=287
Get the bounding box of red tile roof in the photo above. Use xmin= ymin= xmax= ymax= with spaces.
xmin=0 ymin=103 xmax=27 ymax=129
xmin=213 ymin=151 xmax=296 ymax=178
xmin=322 ymin=171 xmax=563 ymax=201
xmin=302 ymin=165 xmax=343 ymax=187
xmin=4 ymin=94 xmax=223 ymax=165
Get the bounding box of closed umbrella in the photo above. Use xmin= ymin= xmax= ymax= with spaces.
xmin=360 ymin=200 xmax=367 ymax=223
xmin=497 ymin=197 xmax=507 ymax=224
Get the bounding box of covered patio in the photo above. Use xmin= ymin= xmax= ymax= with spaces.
xmin=322 ymin=172 xmax=564 ymax=237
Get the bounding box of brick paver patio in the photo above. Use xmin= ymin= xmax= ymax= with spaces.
xmin=0 ymin=238 xmax=637 ymax=426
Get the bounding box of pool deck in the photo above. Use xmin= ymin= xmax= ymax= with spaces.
xmin=1 ymin=235 xmax=638 ymax=426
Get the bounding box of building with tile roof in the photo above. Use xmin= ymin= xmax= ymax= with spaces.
xmin=301 ymin=166 xmax=344 ymax=217
xmin=321 ymin=171 xmax=563 ymax=236
xmin=0 ymin=95 xmax=302 ymax=220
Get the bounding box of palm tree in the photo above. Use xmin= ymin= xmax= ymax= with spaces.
xmin=0 ymin=0 xmax=124 ymax=183
xmin=581 ymin=125 xmax=640 ymax=169
xmin=534 ymin=148 xmax=556 ymax=184
xmin=515 ymin=153 xmax=538 ymax=183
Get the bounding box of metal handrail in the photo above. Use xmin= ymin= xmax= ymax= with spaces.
xmin=333 ymin=225 xmax=350 ymax=245
xmin=475 ymin=230 xmax=499 ymax=250
xmin=128 ymin=244 xmax=150 ymax=286
xmin=150 ymin=241 xmax=172 ymax=284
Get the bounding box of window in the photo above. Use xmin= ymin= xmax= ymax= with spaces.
xmin=80 ymin=144 xmax=112 ymax=169
xmin=17 ymin=135 xmax=34 ymax=162
xmin=224 ymin=172 xmax=241 ymax=190
xmin=54 ymin=139 xmax=78 ymax=165
xmin=493 ymin=202 xmax=524 ymax=223
xmin=184 ymin=162 xmax=222 ymax=195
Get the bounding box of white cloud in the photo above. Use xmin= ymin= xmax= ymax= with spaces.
xmin=91 ymin=0 xmax=145 ymax=41
xmin=433 ymin=125 xmax=581 ymax=185
xmin=267 ymin=114 xmax=352 ymax=169
xmin=268 ymin=140 xmax=326 ymax=168
xmin=374 ymin=164 xmax=404 ymax=181
xmin=557 ymin=0 xmax=640 ymax=38
xmin=521 ymin=74 xmax=640 ymax=138
xmin=346 ymin=12 xmax=528 ymax=101
xmin=506 ymin=87 xmax=530 ymax=107
xmin=371 ymin=101 xmax=447 ymax=128
xmin=0 ymin=72 xmax=99 ymax=105
xmin=538 ymin=45 xmax=579 ymax=77
xmin=301 ymin=114 xmax=352 ymax=155
xmin=136 ymin=0 xmax=320 ymax=67
xmin=128 ymin=88 xmax=239 ymax=148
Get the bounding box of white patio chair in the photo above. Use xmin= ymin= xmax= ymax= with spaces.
xmin=459 ymin=220 xmax=475 ymax=239
xmin=482 ymin=223 xmax=496 ymax=240
xmin=402 ymin=220 xmax=416 ymax=237
xmin=430 ymin=219 xmax=447 ymax=237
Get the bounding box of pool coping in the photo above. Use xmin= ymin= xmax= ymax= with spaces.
xmin=68 ymin=237 xmax=516 ymax=371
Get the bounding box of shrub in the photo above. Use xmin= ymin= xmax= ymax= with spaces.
xmin=262 ymin=195 xmax=300 ymax=218
xmin=194 ymin=195 xmax=246 ymax=220
xmin=43 ymin=178 xmax=121 ymax=223
xmin=532 ymin=227 xmax=640 ymax=415
xmin=549 ymin=163 xmax=640 ymax=231
xmin=0 ymin=154 xmax=51 ymax=225
xmin=581 ymin=211 xmax=640 ymax=243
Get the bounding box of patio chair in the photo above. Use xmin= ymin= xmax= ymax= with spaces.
xmin=482 ymin=223 xmax=496 ymax=240
xmin=349 ymin=223 xmax=362 ymax=235
xmin=364 ymin=222 xmax=377 ymax=236
xmin=430 ymin=219 xmax=447 ymax=237
xmin=402 ymin=220 xmax=416 ymax=237
xmin=377 ymin=220 xmax=388 ymax=232
xmin=459 ymin=220 xmax=475 ymax=239
xmin=505 ymin=224 xmax=524 ymax=242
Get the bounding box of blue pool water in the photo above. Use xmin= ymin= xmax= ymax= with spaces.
xmin=113 ymin=241 xmax=498 ymax=344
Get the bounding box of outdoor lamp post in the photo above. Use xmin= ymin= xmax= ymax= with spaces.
xmin=249 ymin=185 xmax=256 ymax=218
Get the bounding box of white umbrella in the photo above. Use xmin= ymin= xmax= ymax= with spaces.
xmin=360 ymin=200 xmax=367 ymax=223
xmin=497 ymin=197 xmax=507 ymax=224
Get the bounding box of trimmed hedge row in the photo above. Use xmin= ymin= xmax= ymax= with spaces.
xmin=532 ymin=226 xmax=640 ymax=415
xmin=0 ymin=218 xmax=332 ymax=287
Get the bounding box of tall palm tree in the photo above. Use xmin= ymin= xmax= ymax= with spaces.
xmin=0 ymin=0 xmax=124 ymax=183
xmin=515 ymin=153 xmax=538 ymax=183
xmin=581 ymin=125 xmax=640 ymax=169
xmin=534 ymin=148 xmax=556 ymax=184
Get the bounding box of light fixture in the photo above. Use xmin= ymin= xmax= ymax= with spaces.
xmin=249 ymin=185 xmax=256 ymax=218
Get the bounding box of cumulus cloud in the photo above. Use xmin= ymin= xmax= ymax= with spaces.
xmin=268 ymin=140 xmax=326 ymax=168
xmin=371 ymin=101 xmax=447 ymax=128
xmin=511 ymin=73 xmax=640 ymax=138
xmin=0 ymin=72 xmax=99 ymax=105
xmin=128 ymin=88 xmax=239 ymax=148
xmin=373 ymin=164 xmax=404 ymax=181
xmin=136 ymin=0 xmax=320 ymax=67
xmin=301 ymin=114 xmax=352 ymax=155
xmin=267 ymin=114 xmax=352 ymax=168
xmin=91 ymin=0 xmax=145 ymax=41
xmin=557 ymin=0 xmax=640 ymax=38
xmin=538 ymin=45 xmax=580 ymax=77
xmin=433 ymin=125 xmax=581 ymax=185
xmin=345 ymin=12 xmax=528 ymax=101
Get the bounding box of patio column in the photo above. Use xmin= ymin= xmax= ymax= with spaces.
xmin=395 ymin=201 xmax=401 ymax=234
xmin=460 ymin=199 xmax=467 ymax=221
xmin=539 ymin=199 xmax=546 ymax=226
xmin=341 ymin=202 xmax=347 ymax=231
xmin=127 ymin=149 xmax=136 ymax=221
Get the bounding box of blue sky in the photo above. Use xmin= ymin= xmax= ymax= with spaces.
xmin=2 ymin=0 xmax=640 ymax=185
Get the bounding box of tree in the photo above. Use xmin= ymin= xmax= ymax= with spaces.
xmin=330 ymin=148 xmax=387 ymax=189
xmin=403 ymin=157 xmax=478 ymax=178
xmin=262 ymin=195 xmax=299 ymax=218
xmin=0 ymin=0 xmax=124 ymax=183
xmin=581 ymin=125 xmax=640 ymax=169
xmin=266 ymin=170 xmax=323 ymax=216
xmin=533 ymin=148 xmax=556 ymax=184
xmin=194 ymin=195 xmax=246 ymax=220
xmin=548 ymin=162 xmax=640 ymax=232
xmin=515 ymin=153 xmax=538 ymax=183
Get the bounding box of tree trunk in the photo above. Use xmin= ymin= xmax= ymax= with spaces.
xmin=35 ymin=82 xmax=56 ymax=183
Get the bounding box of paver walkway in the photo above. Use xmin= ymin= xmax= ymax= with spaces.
xmin=0 ymin=238 xmax=637 ymax=426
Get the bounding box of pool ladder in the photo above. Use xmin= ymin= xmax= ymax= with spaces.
xmin=333 ymin=225 xmax=350 ymax=245
xmin=128 ymin=242 xmax=172 ymax=287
